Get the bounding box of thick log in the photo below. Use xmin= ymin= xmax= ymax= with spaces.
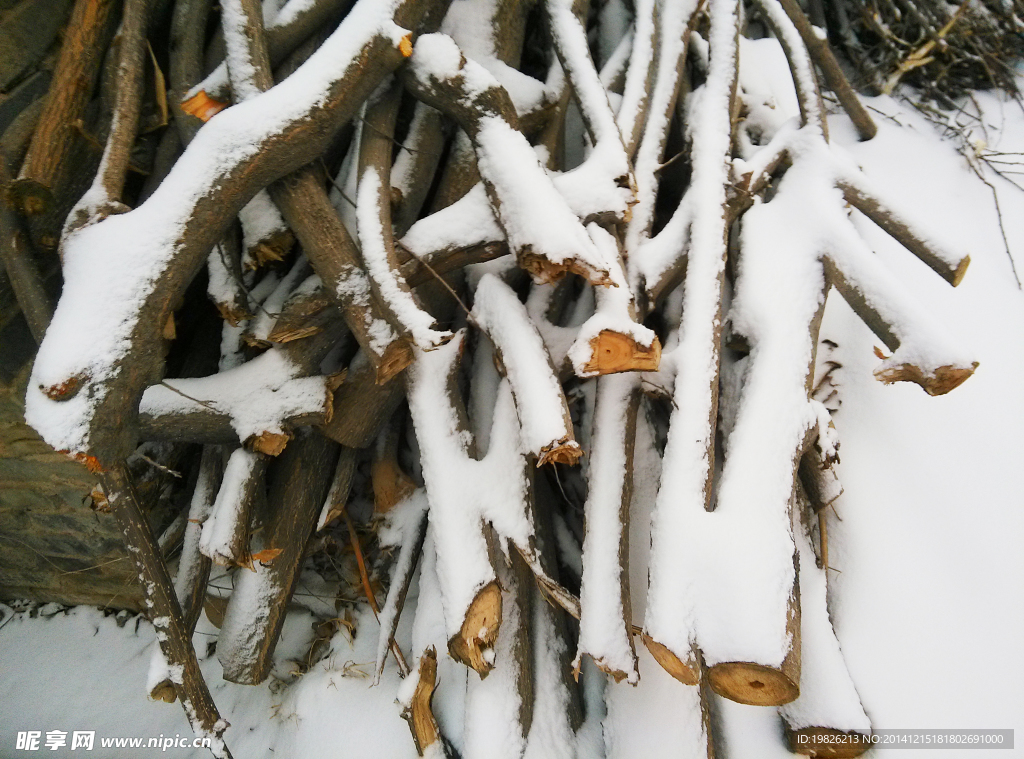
xmin=9 ymin=0 xmax=118 ymax=216
xmin=780 ymin=485 xmax=871 ymax=756
xmin=643 ymin=0 xmax=741 ymax=683
xmin=100 ymin=462 xmax=231 ymax=757
xmin=321 ymin=351 xmax=406 ymax=448
xmin=575 ymin=373 xmax=639 ymax=683
xmin=837 ymin=178 xmax=970 ymax=287
xmin=471 ymin=273 xmax=581 ymax=466
xmin=217 ymin=431 xmax=338 ymax=684
xmin=391 ymin=103 xmax=447 ymax=236
xmin=200 ymin=449 xmax=267 ymax=567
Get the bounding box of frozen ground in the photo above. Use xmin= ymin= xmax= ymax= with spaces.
xmin=2 ymin=89 xmax=1023 ymax=757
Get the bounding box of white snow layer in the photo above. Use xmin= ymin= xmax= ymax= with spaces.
xmin=140 ymin=349 xmax=329 ymax=443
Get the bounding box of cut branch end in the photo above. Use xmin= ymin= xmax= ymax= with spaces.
xmin=447 ymin=581 xmax=502 ymax=676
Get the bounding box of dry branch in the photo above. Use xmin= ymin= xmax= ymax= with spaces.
xmin=101 ymin=462 xmax=231 ymax=757
xmin=217 ymin=432 xmax=338 ymax=684
xmin=775 ymin=0 xmax=877 ymax=140
xmin=65 ymin=0 xmax=152 ymax=232
xmin=402 ymin=33 xmax=613 ymax=285
xmin=8 ymin=0 xmax=118 ymax=216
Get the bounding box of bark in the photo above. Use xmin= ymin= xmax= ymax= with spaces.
xmin=9 ymin=0 xmax=119 ymax=217
xmin=372 ymin=417 xmax=416 ymax=513
xmin=270 ymin=166 xmax=415 ymax=382
xmin=100 ymin=461 xmax=231 ymax=757
xmin=0 ymin=163 xmax=52 ymax=342
xmin=321 ymin=351 xmax=407 ymax=448
xmin=317 ymin=445 xmax=357 ymax=529
xmin=775 ymin=0 xmax=877 ymax=140
xmin=0 ymin=0 xmax=72 ymax=92
xmin=216 ymin=431 xmax=339 ymax=684
xmin=66 ymin=0 xmax=152 ymax=231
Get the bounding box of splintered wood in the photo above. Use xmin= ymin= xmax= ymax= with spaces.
xmin=7 ymin=0 xmax=981 ymax=754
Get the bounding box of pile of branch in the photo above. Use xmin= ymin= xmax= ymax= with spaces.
xmin=818 ymin=0 xmax=1024 ymax=101
xmin=2 ymin=0 xmax=980 ymax=755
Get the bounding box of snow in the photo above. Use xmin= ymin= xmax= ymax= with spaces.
xmin=474 ymin=116 xmax=611 ymax=282
xmin=356 ymin=168 xmax=453 ymax=350
xmin=574 ymin=373 xmax=639 ymax=683
xmin=238 ymin=190 xmax=288 ymax=263
xmin=643 ymin=0 xmax=740 ymax=659
xmin=140 ymin=349 xmax=329 ymax=443
xmin=25 ymin=0 xmax=411 ymax=457
xmin=199 ymin=448 xmax=260 ymax=566
xmin=221 ymin=0 xmax=264 ymax=101
xmin=0 ymin=604 xmax=420 ymax=758
xmin=471 ymin=273 xmax=578 ymax=460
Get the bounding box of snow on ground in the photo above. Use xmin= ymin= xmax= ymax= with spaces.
xmin=2 ymin=91 xmax=1023 ymax=757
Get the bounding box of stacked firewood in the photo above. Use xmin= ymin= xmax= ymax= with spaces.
xmin=1 ymin=0 xmax=979 ymax=756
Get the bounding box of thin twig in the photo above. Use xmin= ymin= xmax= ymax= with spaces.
xmin=343 ymin=511 xmax=410 ymax=676
xmin=159 ymin=381 xmax=220 ymax=411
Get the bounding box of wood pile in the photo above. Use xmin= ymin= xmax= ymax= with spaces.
xmin=1 ymin=0 xmax=980 ymax=755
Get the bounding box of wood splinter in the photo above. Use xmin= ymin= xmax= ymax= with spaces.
xmin=641 ymin=634 xmax=699 ymax=686
xmin=180 ymin=90 xmax=230 ymax=122
xmin=404 ymin=647 xmax=447 ymax=757
xmin=448 ymin=581 xmax=502 ymax=676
